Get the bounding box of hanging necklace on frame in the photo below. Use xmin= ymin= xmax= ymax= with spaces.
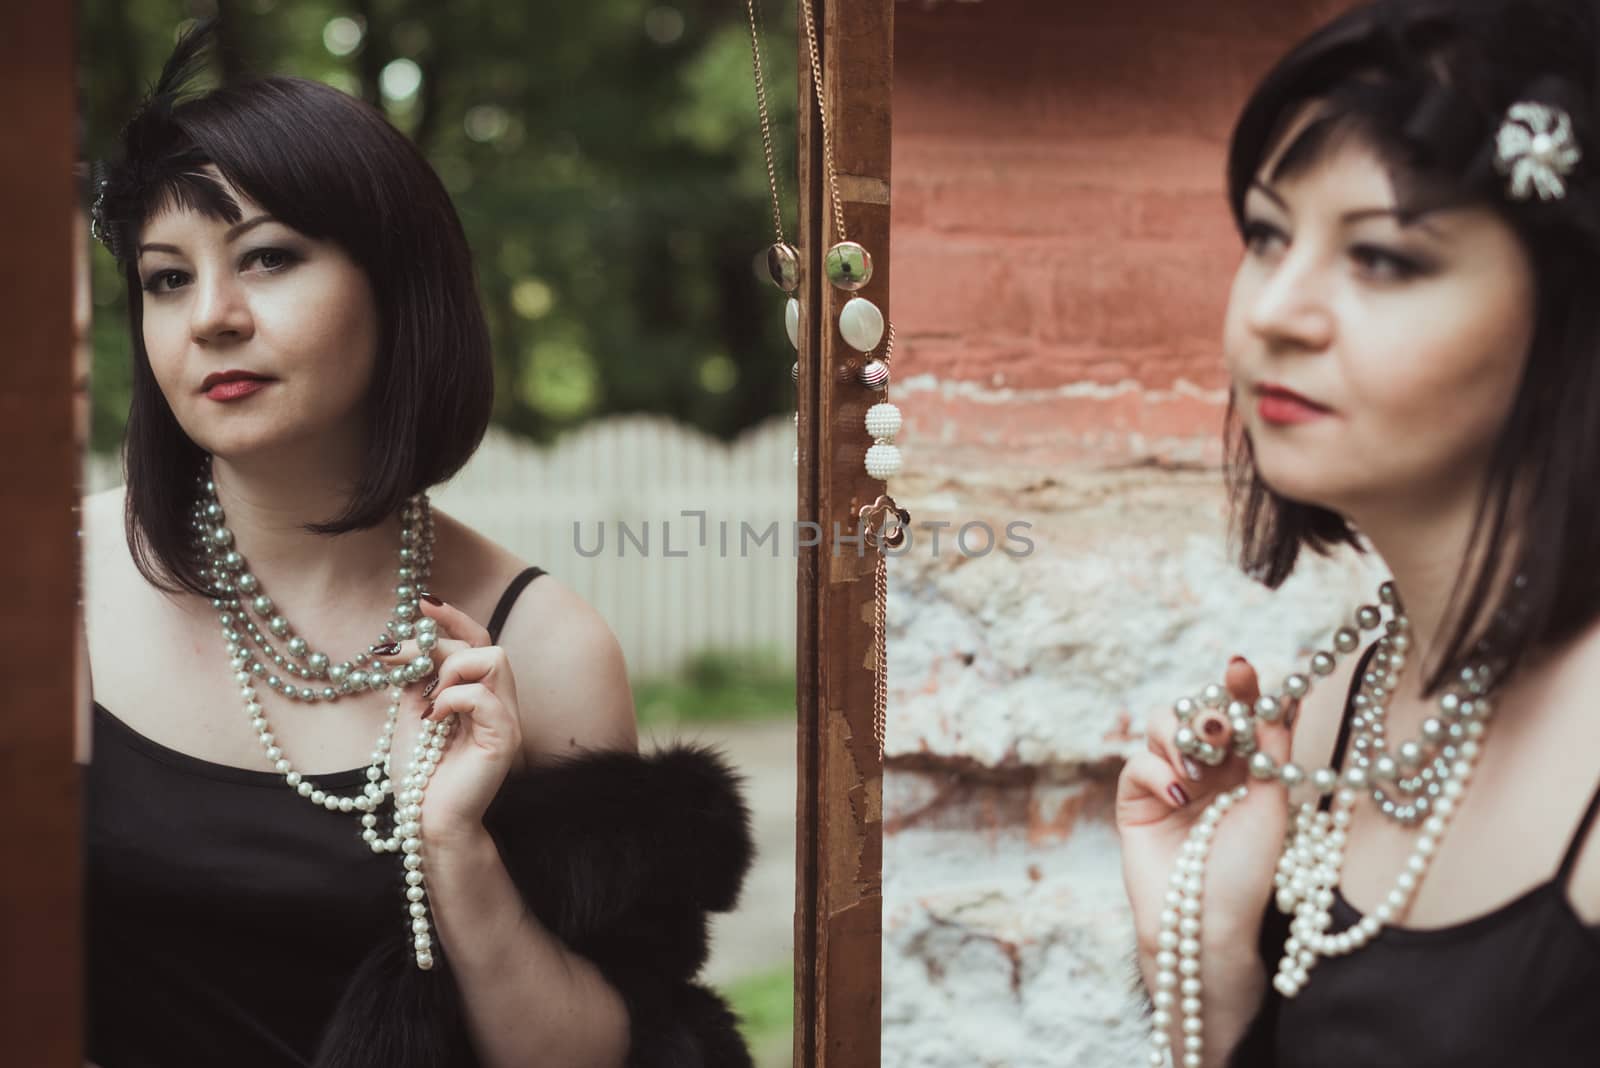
xmin=744 ymin=0 xmax=907 ymax=762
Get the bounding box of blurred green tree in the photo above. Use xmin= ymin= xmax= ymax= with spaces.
xmin=79 ymin=0 xmax=799 ymax=454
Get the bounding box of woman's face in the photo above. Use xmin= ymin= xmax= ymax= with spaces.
xmin=1222 ymin=113 xmax=1538 ymax=517
xmin=136 ymin=168 xmax=379 ymax=465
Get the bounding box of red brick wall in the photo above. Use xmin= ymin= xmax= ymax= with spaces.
xmin=890 ymin=0 xmax=1350 ymax=470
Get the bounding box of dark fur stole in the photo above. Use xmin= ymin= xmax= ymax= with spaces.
xmin=311 ymin=743 xmax=757 ymax=1068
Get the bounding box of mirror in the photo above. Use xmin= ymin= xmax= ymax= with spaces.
xmin=73 ymin=3 xmax=813 ymax=1065
xmin=877 ymin=3 xmax=1361 ymax=1061
xmin=880 ymin=2 xmax=1600 ymax=1067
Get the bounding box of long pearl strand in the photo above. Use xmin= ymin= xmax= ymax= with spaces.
xmin=1149 ymin=577 xmax=1519 ymax=1066
xmin=191 ymin=464 xmax=454 ymax=969
xmin=1148 ymin=784 xmax=1250 ymax=1068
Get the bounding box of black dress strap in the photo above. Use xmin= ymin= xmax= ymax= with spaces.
xmin=1317 ymin=639 xmax=1383 ymax=812
xmin=486 ymin=566 xmax=547 ymax=643
xmin=1556 ymin=773 xmax=1600 ymax=889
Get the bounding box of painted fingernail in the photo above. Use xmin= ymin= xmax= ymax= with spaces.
xmin=421 ymin=677 xmax=439 ymax=699
xmin=373 ymin=641 xmax=401 ymax=656
xmin=1183 ymin=758 xmax=1203 ymax=782
xmin=419 ymin=590 xmax=444 ymax=606
xmin=1229 ymin=655 xmax=1246 ymax=667
xmin=422 ymin=701 xmax=435 ymax=721
xmin=1285 ymin=698 xmax=1301 ymax=729
xmin=1166 ymin=783 xmax=1190 ymax=807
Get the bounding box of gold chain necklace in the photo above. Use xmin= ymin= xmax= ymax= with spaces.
xmin=744 ymin=0 xmax=906 ymax=762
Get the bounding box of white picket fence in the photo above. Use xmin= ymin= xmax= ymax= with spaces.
xmin=86 ymin=413 xmax=799 ymax=678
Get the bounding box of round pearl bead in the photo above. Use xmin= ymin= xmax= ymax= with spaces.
xmin=865 ymin=442 xmax=902 ymax=480
xmin=865 ymin=402 xmax=903 ymax=441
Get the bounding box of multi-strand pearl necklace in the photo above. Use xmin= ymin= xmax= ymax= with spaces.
xmin=191 ymin=463 xmax=455 ymax=970
xmin=1148 ymin=578 xmax=1521 ymax=1067
xmin=1265 ymin=621 xmax=1489 ymax=998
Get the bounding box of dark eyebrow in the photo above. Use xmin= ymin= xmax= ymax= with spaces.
xmin=137 ymin=215 xmax=280 ymax=258
xmin=1247 ymin=180 xmax=1448 ymax=240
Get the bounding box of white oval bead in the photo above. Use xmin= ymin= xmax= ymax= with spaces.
xmin=838 ymin=297 xmax=885 ymax=352
xmin=785 ymin=298 xmax=800 ymax=350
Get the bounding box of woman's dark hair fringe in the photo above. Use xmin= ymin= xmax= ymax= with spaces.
xmin=1222 ymin=0 xmax=1600 ymax=698
xmin=96 ymin=17 xmax=494 ymax=598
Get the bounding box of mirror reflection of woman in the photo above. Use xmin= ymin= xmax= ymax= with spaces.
xmin=83 ymin=20 xmax=753 ymax=1068
xmin=1116 ymin=2 xmax=1600 ymax=1065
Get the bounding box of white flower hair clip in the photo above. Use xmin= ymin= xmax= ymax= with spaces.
xmin=1493 ymin=100 xmax=1582 ymax=202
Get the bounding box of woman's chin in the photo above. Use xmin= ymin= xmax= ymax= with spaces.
xmin=182 ymin=423 xmax=293 ymax=466
xmin=1253 ymin=456 xmax=1344 ymax=512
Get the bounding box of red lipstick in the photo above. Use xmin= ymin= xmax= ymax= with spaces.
xmin=202 ymin=370 xmax=272 ymax=402
xmin=1254 ymin=382 xmax=1331 ymax=426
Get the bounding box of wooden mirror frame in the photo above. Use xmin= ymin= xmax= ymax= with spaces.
xmin=793 ymin=1 xmax=892 ymax=1065
xmin=5 ymin=3 xmax=84 ymax=1063
xmin=3 ymin=1 xmax=895 ymax=1063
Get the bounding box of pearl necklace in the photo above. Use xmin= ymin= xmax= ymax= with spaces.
xmin=195 ymin=476 xmax=438 ymax=705
xmin=191 ymin=464 xmax=454 ymax=970
xmin=1148 ymin=578 xmax=1520 ymax=1066
xmin=1171 ymin=580 xmax=1518 ymax=827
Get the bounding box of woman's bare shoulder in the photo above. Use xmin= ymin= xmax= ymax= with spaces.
xmin=425 ymin=506 xmax=594 ymax=643
xmin=424 ymin=506 xmax=534 ymax=612
xmin=80 ymin=485 xmax=135 ymax=594
xmin=81 ymin=484 xmax=124 ymax=533
xmin=426 ymin=505 xmax=637 ymax=757
xmin=77 ymin=486 xmax=129 ymax=765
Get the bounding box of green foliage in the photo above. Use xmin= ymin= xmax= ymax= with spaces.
xmin=720 ymin=962 xmax=795 ymax=1061
xmin=634 ymin=645 xmax=795 ymax=726
xmin=79 ymin=0 xmax=799 ymax=454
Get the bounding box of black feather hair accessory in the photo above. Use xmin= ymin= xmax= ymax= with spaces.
xmin=90 ymin=16 xmax=221 ymax=263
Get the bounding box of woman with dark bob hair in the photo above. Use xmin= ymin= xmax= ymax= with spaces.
xmin=83 ymin=19 xmax=753 ymax=1068
xmin=1116 ymin=1 xmax=1600 ymax=1065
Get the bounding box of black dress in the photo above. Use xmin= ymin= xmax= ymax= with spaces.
xmin=87 ymin=567 xmax=756 ymax=1068
xmin=1229 ymin=640 xmax=1600 ymax=1066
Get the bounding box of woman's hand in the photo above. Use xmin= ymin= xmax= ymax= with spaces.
xmin=1118 ymin=657 xmax=1298 ymax=951
xmin=1116 ymin=657 xmax=1298 ymax=1066
xmin=372 ymin=595 xmax=524 ymax=843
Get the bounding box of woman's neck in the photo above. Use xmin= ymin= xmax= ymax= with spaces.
xmin=206 ymin=449 xmax=409 ymax=623
xmin=1345 ymin=475 xmax=1526 ymax=708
